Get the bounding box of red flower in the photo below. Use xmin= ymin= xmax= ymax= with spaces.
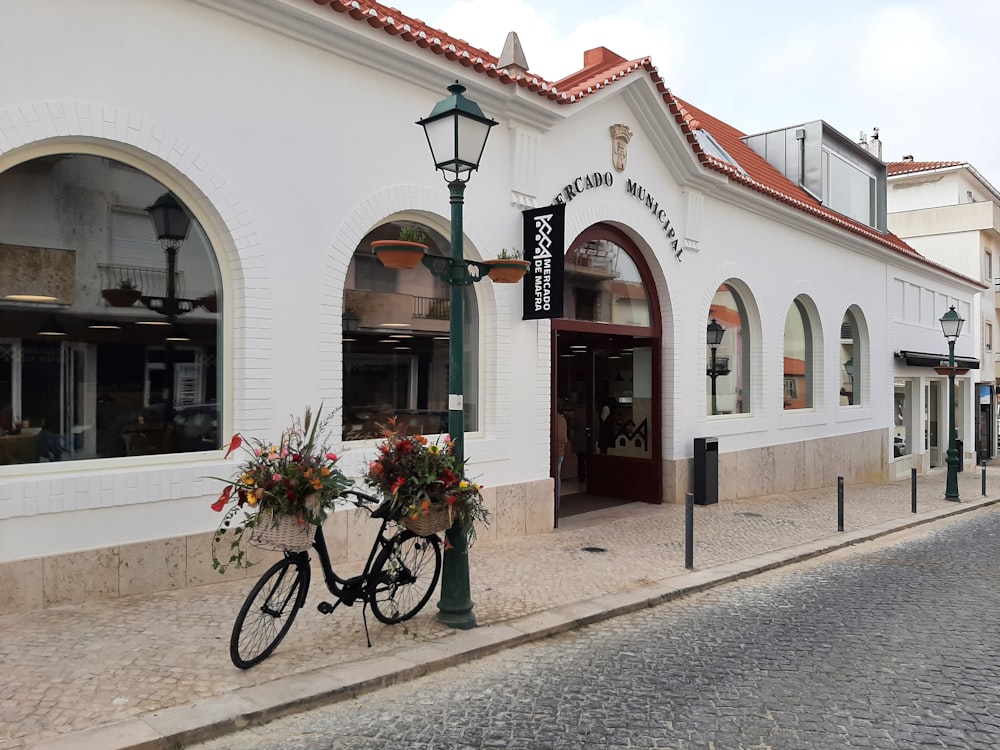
xmin=391 ymin=476 xmax=406 ymax=495
xmin=225 ymin=434 xmax=242 ymax=459
xmin=441 ymin=468 xmax=457 ymax=488
xmin=211 ymin=485 xmax=232 ymax=512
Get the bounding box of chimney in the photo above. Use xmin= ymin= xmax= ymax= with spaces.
xmin=868 ymin=127 xmax=882 ymax=160
xmin=497 ymin=31 xmax=529 ymax=76
xmin=902 ymin=155 xmax=914 ymax=162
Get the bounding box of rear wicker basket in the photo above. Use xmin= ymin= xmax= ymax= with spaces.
xmin=401 ymin=504 xmax=453 ymax=536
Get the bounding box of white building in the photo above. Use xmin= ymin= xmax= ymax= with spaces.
xmin=886 ymin=155 xmax=999 ymax=467
xmin=0 ymin=0 xmax=981 ymax=613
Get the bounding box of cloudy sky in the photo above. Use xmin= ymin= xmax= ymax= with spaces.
xmin=397 ymin=0 xmax=999 ymax=185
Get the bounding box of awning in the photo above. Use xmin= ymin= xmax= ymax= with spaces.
xmin=895 ymin=350 xmax=980 ymax=370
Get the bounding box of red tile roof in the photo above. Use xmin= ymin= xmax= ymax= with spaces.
xmin=887 ymin=161 xmax=964 ymax=176
xmin=312 ymin=0 xmax=978 ymax=279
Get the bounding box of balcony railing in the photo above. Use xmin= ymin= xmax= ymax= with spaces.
xmin=413 ymin=295 xmax=449 ymax=320
xmin=98 ymin=264 xmax=185 ymax=300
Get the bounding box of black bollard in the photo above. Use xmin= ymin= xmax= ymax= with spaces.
xmin=911 ymin=467 xmax=917 ymax=514
xmin=685 ymin=492 xmax=694 ymax=570
xmin=837 ymin=476 xmax=844 ymax=532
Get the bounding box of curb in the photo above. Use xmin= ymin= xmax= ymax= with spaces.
xmin=30 ymin=496 xmax=1000 ymax=750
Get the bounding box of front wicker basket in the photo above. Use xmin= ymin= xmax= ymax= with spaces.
xmin=251 ymin=502 xmax=319 ymax=552
xmin=401 ymin=504 xmax=453 ymax=537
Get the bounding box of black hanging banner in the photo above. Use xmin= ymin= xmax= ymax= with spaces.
xmin=521 ymin=203 xmax=565 ymax=320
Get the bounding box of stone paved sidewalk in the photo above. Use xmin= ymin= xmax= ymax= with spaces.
xmin=3 ymin=468 xmax=999 ymax=750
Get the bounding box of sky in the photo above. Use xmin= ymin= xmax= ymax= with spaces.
xmin=394 ymin=0 xmax=1000 ymax=186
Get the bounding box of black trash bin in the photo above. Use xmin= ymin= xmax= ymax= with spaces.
xmin=694 ymin=437 xmax=719 ymax=505
xmin=956 ymin=438 xmax=964 ymax=472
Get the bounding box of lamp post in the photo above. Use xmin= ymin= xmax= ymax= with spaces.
xmin=843 ymin=358 xmax=855 ymax=406
xmin=145 ymin=193 xmax=192 ymax=426
xmin=414 ymin=80 xmax=497 ymax=629
xmin=706 ymin=318 xmax=725 ymax=416
xmin=940 ymin=305 xmax=964 ymax=501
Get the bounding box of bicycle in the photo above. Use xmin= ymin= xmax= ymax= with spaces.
xmin=229 ymin=489 xmax=442 ymax=669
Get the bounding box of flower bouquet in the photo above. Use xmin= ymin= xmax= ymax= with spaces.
xmin=363 ymin=421 xmax=489 ymax=540
xmin=210 ymin=406 xmax=352 ymax=572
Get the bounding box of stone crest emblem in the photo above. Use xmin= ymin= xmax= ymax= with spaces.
xmin=610 ymin=124 xmax=633 ymax=172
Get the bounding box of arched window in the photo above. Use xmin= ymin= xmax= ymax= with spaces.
xmin=707 ymin=283 xmax=750 ymax=415
xmin=783 ymin=298 xmax=813 ymax=410
xmin=0 ymin=154 xmax=222 ymax=463
xmin=343 ymin=221 xmax=478 ymax=440
xmin=840 ymin=309 xmax=860 ymax=406
xmin=564 ymin=236 xmax=651 ymax=325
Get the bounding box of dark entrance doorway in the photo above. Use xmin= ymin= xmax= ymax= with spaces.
xmin=551 ymin=224 xmax=662 ymax=523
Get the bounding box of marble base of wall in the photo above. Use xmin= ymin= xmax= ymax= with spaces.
xmin=663 ymin=429 xmax=890 ymax=504
xmin=0 ymin=478 xmax=554 ymax=614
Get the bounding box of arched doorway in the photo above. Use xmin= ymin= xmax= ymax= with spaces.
xmin=553 ymin=224 xmax=661 ymax=521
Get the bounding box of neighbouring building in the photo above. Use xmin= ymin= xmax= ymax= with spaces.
xmin=0 ymin=0 xmax=981 ymax=612
xmin=885 ymin=152 xmax=999 ymax=468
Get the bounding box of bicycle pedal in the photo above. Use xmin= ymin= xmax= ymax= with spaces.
xmin=317 ymin=601 xmax=335 ymax=615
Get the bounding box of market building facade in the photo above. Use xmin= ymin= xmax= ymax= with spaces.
xmin=0 ymin=0 xmax=981 ymax=612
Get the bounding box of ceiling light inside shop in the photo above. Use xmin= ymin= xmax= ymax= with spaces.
xmin=380 ymin=322 xmax=412 ymax=329
xmin=4 ymin=293 xmax=60 ymax=303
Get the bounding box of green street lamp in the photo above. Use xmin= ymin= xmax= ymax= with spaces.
xmin=415 ymin=81 xmax=497 ymax=629
xmin=706 ymin=318 xmax=725 ymax=416
xmin=940 ymin=305 xmax=964 ymax=501
xmin=843 ymin=358 xmax=855 ymax=406
xmin=145 ymin=192 xmax=193 ymax=425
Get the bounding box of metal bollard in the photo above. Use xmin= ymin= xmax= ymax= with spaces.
xmin=983 ymin=461 xmax=988 ymax=497
xmin=837 ymin=476 xmax=844 ymax=532
xmin=911 ymin=467 xmax=917 ymax=514
xmin=685 ymin=492 xmax=694 ymax=570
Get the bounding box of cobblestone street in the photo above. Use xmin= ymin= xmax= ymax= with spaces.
xmin=192 ymin=507 xmax=1000 ymax=749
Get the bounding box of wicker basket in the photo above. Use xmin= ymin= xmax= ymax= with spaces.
xmin=251 ymin=494 xmax=321 ymax=552
xmin=401 ymin=504 xmax=453 ymax=536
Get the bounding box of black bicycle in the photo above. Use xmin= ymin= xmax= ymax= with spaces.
xmin=230 ymin=489 xmax=442 ymax=669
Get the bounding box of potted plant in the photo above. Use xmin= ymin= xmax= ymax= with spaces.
xmin=363 ymin=420 xmax=489 ymax=540
xmin=101 ymin=279 xmax=142 ymax=307
xmin=197 ymin=291 xmax=218 ymax=313
xmin=209 ymin=405 xmax=352 ymax=572
xmin=487 ymin=248 xmax=530 ymax=284
xmin=372 ymin=224 xmax=429 ymax=270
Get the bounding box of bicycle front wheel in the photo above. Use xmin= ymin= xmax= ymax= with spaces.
xmin=369 ymin=531 xmax=442 ymax=624
xmin=230 ymin=555 xmax=310 ymax=669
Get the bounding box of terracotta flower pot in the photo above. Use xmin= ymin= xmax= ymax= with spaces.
xmin=487 ymin=259 xmax=530 ymax=284
xmin=101 ymin=288 xmax=141 ymax=307
xmin=372 ymin=240 xmax=427 ymax=270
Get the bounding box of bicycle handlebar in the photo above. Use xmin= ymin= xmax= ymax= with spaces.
xmin=342 ymin=489 xmax=380 ymax=508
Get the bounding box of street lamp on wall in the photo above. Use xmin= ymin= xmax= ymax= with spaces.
xmin=405 ymin=81 xmax=497 ymax=629
xmin=706 ymin=318 xmax=727 ymax=416
xmin=940 ymin=305 xmax=964 ymax=501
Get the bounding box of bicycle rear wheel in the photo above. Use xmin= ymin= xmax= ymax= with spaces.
xmin=230 ymin=555 xmax=310 ymax=669
xmin=369 ymin=531 xmax=442 ymax=624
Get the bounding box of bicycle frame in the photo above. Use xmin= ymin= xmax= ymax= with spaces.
xmin=305 ymin=490 xmax=399 ymax=610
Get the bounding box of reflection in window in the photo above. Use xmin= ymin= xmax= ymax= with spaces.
xmin=343 ymin=222 xmax=478 ymax=440
xmin=564 ymin=238 xmax=650 ymax=326
xmin=707 ymin=283 xmax=749 ymax=415
xmin=0 ymin=155 xmax=221 ymax=465
xmin=894 ymin=379 xmax=912 ymax=457
xmin=783 ymin=298 xmax=813 ymax=410
xmin=840 ymin=309 xmax=859 ymax=406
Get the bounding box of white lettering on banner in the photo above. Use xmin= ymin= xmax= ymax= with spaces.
xmin=531 ymin=212 xmax=555 ymax=312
